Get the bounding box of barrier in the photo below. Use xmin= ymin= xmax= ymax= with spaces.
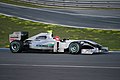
xmin=16 ymin=0 xmax=120 ymax=8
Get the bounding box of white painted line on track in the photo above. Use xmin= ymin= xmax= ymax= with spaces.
xmin=0 ymin=64 xmax=120 ymax=69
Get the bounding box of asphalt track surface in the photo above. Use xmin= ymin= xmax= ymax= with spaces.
xmin=0 ymin=48 xmax=120 ymax=80
xmin=0 ymin=2 xmax=120 ymax=29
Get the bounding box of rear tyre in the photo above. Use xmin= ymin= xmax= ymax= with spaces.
xmin=69 ymin=42 xmax=81 ymax=54
xmin=10 ymin=40 xmax=23 ymax=53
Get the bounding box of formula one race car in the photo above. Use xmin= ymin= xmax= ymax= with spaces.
xmin=9 ymin=31 xmax=108 ymax=54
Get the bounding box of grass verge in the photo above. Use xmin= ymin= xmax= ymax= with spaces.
xmin=0 ymin=14 xmax=120 ymax=50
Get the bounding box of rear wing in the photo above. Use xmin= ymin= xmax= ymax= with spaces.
xmin=9 ymin=32 xmax=28 ymax=43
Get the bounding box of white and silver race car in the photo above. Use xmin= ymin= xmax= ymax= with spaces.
xmin=9 ymin=31 xmax=108 ymax=54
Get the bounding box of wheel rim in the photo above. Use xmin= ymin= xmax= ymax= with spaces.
xmin=11 ymin=42 xmax=20 ymax=52
xmin=69 ymin=43 xmax=79 ymax=53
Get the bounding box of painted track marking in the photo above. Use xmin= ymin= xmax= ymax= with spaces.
xmin=0 ymin=64 xmax=120 ymax=69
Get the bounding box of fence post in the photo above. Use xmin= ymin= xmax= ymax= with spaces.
xmin=76 ymin=0 xmax=78 ymax=7
xmin=53 ymin=0 xmax=55 ymax=6
xmin=44 ymin=1 xmax=46 ymax=5
xmin=90 ymin=1 xmax=93 ymax=8
xmin=63 ymin=0 xmax=65 ymax=7
xmin=107 ymin=1 xmax=110 ymax=8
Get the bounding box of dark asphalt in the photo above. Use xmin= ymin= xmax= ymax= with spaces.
xmin=0 ymin=2 xmax=120 ymax=29
xmin=0 ymin=48 xmax=120 ymax=80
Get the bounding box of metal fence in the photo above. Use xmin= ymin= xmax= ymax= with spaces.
xmin=17 ymin=0 xmax=120 ymax=8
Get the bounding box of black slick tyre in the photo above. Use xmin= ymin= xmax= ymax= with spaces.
xmin=10 ymin=40 xmax=23 ymax=53
xmin=69 ymin=42 xmax=81 ymax=54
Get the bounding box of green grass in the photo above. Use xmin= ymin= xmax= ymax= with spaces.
xmin=0 ymin=14 xmax=120 ymax=50
xmin=0 ymin=0 xmax=120 ymax=10
xmin=0 ymin=0 xmax=120 ymax=51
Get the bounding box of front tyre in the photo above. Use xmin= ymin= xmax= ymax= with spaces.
xmin=69 ymin=42 xmax=80 ymax=54
xmin=10 ymin=40 xmax=23 ymax=53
